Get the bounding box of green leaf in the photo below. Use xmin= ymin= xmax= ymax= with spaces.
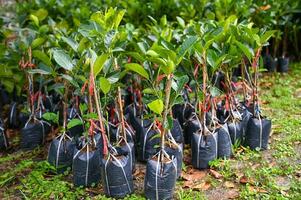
xmin=177 ymin=36 xmax=198 ymax=64
xmin=166 ymin=115 xmax=173 ymax=130
xmin=150 ymin=133 xmax=161 ymax=140
xmin=176 ymin=16 xmax=185 ymax=28
xmin=32 ymin=50 xmax=52 ymax=66
xmin=235 ymin=41 xmax=254 ymax=62
xmin=42 ymin=112 xmax=58 ymax=124
xmin=67 ymin=119 xmax=83 ymax=129
xmin=53 ymin=50 xmax=74 ymax=71
xmin=114 ymin=10 xmax=125 ymax=29
xmin=33 ymin=8 xmax=48 ymax=21
xmin=143 ymin=88 xmax=156 ymax=95
xmin=137 ymin=42 xmax=148 ymax=54
xmin=79 ymin=103 xmax=88 ymax=113
xmin=29 ymin=14 xmax=39 ymax=26
xmin=31 ymin=37 xmax=46 ymax=49
xmin=125 ymin=63 xmax=149 ymax=80
xmin=94 ymin=54 xmax=109 ymax=76
xmin=99 ymin=77 xmax=111 ymax=94
xmin=27 ymin=69 xmax=51 ymax=75
xmin=83 ymin=113 xmax=98 ymax=120
xmin=61 ymin=74 xmax=78 ymax=87
xmin=147 ymin=99 xmax=163 ymax=115
xmin=146 ymin=50 xmax=160 ymax=58
xmin=78 ymin=38 xmax=90 ymax=53
xmin=62 ymin=37 xmax=79 ymax=52
xmin=175 ymin=75 xmax=189 ymax=94
xmin=260 ymin=30 xmax=276 ymax=44
xmin=161 ymin=59 xmax=175 ymax=75
xmin=210 ymin=87 xmax=222 ymax=97
xmin=125 ymin=52 xmax=144 ymax=62
xmin=207 ymin=49 xmax=218 ymax=68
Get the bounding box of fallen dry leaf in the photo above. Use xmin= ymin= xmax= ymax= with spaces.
xmin=268 ymin=161 xmax=276 ymax=168
xmin=181 ymin=169 xmax=206 ymax=181
xmin=240 ymin=176 xmax=255 ymax=185
xmin=182 ymin=171 xmax=206 ymax=181
xmin=209 ymin=169 xmax=223 ymax=179
xmin=192 ymin=181 xmax=211 ymax=191
xmin=251 ymin=163 xmax=260 ymax=170
xmin=183 ymin=180 xmax=194 ymax=188
xmin=224 ymin=181 xmax=235 ymax=188
xmin=258 ymin=188 xmax=268 ymax=193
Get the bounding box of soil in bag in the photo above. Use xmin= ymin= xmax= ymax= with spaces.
xmin=217 ymin=124 xmax=232 ymax=158
xmin=48 ymin=134 xmax=75 ymax=173
xmin=73 ymin=144 xmax=102 ymax=187
xmin=244 ymin=116 xmax=271 ymax=150
xmin=102 ymin=153 xmax=134 ymax=198
xmin=228 ymin=120 xmax=243 ymax=145
xmin=191 ymin=132 xmax=218 ymax=169
xmin=144 ymin=155 xmax=177 ymax=200
xmin=20 ymin=120 xmax=47 ymax=150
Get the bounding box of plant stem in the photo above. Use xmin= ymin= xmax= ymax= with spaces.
xmin=161 ymin=73 xmax=173 ymax=156
xmin=200 ymin=52 xmax=207 ymax=125
xmin=90 ymin=62 xmax=108 ymax=155
xmin=63 ymin=80 xmax=69 ymax=130
xmin=114 ymin=58 xmax=126 ymax=141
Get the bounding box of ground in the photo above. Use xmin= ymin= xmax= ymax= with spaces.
xmin=0 ymin=64 xmax=301 ymax=200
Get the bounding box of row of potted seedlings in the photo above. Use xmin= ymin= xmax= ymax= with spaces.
xmin=0 ymin=12 xmax=274 ymax=199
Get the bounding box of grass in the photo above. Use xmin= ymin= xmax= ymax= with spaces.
xmin=0 ymin=63 xmax=301 ymax=199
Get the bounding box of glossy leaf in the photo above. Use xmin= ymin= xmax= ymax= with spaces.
xmin=235 ymin=41 xmax=254 ymax=62
xmin=31 ymin=38 xmax=46 ymax=49
xmin=94 ymin=54 xmax=109 ymax=76
xmin=62 ymin=37 xmax=79 ymax=52
xmin=147 ymin=99 xmax=163 ymax=115
xmin=67 ymin=118 xmax=83 ymax=129
xmin=99 ymin=77 xmax=111 ymax=94
xmin=125 ymin=63 xmax=149 ymax=79
xmin=53 ymin=50 xmax=74 ymax=71
xmin=32 ymin=50 xmax=52 ymax=66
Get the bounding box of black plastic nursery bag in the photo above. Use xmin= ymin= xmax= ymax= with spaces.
xmin=245 ymin=117 xmax=271 ymax=150
xmin=165 ymin=143 xmax=183 ymax=179
xmin=144 ymin=156 xmax=177 ymax=200
xmin=48 ymin=134 xmax=75 ymax=173
xmin=0 ymin=125 xmax=9 ymax=150
xmin=183 ymin=115 xmax=201 ymax=144
xmin=191 ymin=132 xmax=218 ymax=169
xmin=102 ymin=153 xmax=134 ymax=198
xmin=8 ymin=102 xmax=18 ymax=128
xmin=228 ymin=121 xmax=243 ymax=145
xmin=73 ymin=144 xmax=102 ymax=187
xmin=20 ymin=119 xmax=50 ymax=150
xmin=217 ymin=124 xmax=232 ymax=158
